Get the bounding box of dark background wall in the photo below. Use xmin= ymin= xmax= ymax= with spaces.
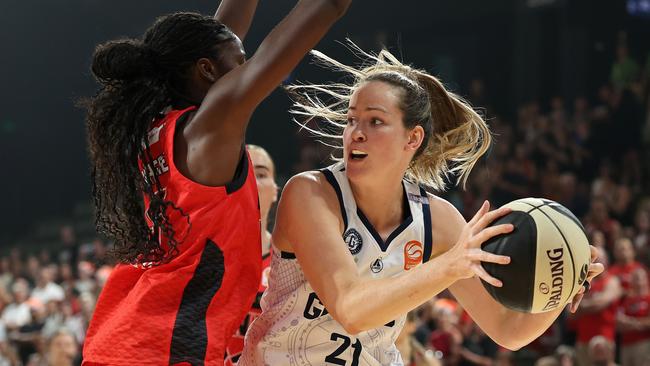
xmin=0 ymin=0 xmax=645 ymax=243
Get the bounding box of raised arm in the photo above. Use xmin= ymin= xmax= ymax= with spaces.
xmin=272 ymin=173 xmax=512 ymax=335
xmin=214 ymin=0 xmax=258 ymax=41
xmin=185 ymin=0 xmax=351 ymax=185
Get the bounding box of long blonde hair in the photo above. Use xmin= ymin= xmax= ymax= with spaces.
xmin=288 ymin=42 xmax=491 ymax=190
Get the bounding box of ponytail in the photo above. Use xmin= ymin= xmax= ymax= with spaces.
xmin=288 ymin=41 xmax=491 ymax=190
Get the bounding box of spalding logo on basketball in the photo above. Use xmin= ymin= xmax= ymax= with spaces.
xmin=480 ymin=198 xmax=591 ymax=313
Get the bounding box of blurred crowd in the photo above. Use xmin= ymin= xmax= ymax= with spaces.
xmin=1 ymin=38 xmax=650 ymax=366
xmin=0 ymin=227 xmax=113 ymax=365
xmin=389 ymin=40 xmax=650 ymax=366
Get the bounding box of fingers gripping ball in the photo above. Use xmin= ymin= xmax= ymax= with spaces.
xmin=480 ymin=198 xmax=591 ymax=313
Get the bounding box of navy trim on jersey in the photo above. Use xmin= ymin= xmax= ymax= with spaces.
xmin=420 ymin=187 xmax=433 ymax=263
xmin=174 ymin=110 xmax=249 ymax=195
xmin=280 ymin=251 xmax=296 ymax=259
xmin=320 ymin=168 xmax=348 ymax=230
xmin=170 ymin=239 xmax=224 ymax=366
xmin=356 ymin=183 xmax=414 ymax=252
xmin=226 ymin=147 xmax=249 ymax=194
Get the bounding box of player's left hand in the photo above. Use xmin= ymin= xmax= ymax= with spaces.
xmin=569 ymin=245 xmax=604 ymax=313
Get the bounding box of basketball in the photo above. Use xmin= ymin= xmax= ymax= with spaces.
xmin=480 ymin=198 xmax=591 ymax=313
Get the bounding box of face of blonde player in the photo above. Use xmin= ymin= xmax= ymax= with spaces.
xmin=250 ymin=149 xmax=278 ymax=220
xmin=343 ymin=81 xmax=418 ymax=185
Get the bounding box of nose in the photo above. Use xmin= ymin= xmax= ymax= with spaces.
xmin=351 ymin=124 xmax=366 ymax=142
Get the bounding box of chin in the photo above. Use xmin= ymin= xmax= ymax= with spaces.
xmin=344 ymin=161 xmax=372 ymax=182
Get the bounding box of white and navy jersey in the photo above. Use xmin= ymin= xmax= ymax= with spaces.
xmin=239 ymin=163 xmax=433 ymax=366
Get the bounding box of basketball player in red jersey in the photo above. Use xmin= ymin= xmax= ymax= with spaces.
xmin=224 ymin=145 xmax=278 ymax=365
xmin=82 ymin=0 xmax=352 ymax=364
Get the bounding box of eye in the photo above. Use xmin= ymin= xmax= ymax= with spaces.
xmin=371 ymin=118 xmax=383 ymax=125
xmin=346 ymin=117 xmax=356 ymax=125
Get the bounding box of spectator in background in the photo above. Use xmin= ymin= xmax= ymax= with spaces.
xmin=0 ymin=338 xmax=18 ymax=366
xmin=556 ymin=345 xmax=577 ymax=366
xmin=586 ymin=336 xmax=617 ymax=366
xmin=396 ymin=311 xmax=440 ymax=366
xmin=609 ymin=237 xmax=645 ymax=294
xmin=30 ymin=268 xmax=64 ymax=305
xmin=58 ymin=226 xmax=79 ymax=279
xmin=1 ymin=279 xmax=32 ymax=331
xmin=557 ymin=173 xmax=589 ymax=220
xmin=25 ymin=256 xmax=41 ymax=285
xmin=611 ymin=44 xmax=640 ymax=91
xmin=571 ymin=249 xmax=622 ymax=366
xmin=617 ymin=268 xmax=650 ymax=366
xmin=585 ymin=197 xmax=621 ymax=253
xmin=633 ymin=209 xmax=650 ymax=267
xmin=459 ymin=319 xmax=498 ymax=366
xmin=74 ymin=262 xmax=96 ymax=296
xmin=10 ymin=300 xmax=47 ymax=365
xmin=429 ymin=301 xmax=463 ymax=366
xmin=47 ymin=329 xmax=80 ymax=366
xmin=28 ymin=328 xmax=80 ymax=366
xmin=0 ymin=258 xmax=12 ymax=292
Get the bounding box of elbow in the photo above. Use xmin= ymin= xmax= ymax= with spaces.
xmin=330 ymin=310 xmax=363 ymax=336
xmin=486 ymin=327 xmax=532 ymax=351
xmin=336 ymin=313 xmax=363 ymax=335
xmin=490 ymin=335 xmax=526 ymax=352
xmin=329 ymin=298 xmax=364 ymax=335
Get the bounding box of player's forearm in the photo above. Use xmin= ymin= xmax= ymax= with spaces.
xmin=450 ymin=276 xmax=565 ymax=350
xmin=214 ymin=0 xmax=259 ymax=40
xmin=334 ymin=253 xmax=457 ymax=334
xmin=487 ymin=305 xmax=564 ymax=350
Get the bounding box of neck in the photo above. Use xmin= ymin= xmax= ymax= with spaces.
xmin=349 ymin=175 xmax=406 ymax=239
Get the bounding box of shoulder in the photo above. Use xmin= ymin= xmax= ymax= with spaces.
xmin=282 ymin=170 xmax=333 ymax=198
xmin=273 ymin=170 xmax=345 ymax=250
xmin=277 ymin=170 xmax=343 ymax=223
xmin=425 ymin=194 xmax=462 ymax=218
xmin=424 ymin=192 xmax=466 ymax=258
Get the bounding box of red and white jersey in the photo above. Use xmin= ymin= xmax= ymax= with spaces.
xmin=620 ymin=294 xmax=650 ymax=345
xmin=83 ymin=107 xmax=262 ymax=366
xmin=239 ymin=162 xmax=433 ymax=366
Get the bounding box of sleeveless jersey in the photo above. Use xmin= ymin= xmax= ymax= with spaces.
xmin=83 ymin=107 xmax=262 ymax=366
xmin=239 ymin=162 xmax=433 ymax=366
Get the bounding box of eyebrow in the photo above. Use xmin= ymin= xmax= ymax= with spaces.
xmin=254 ymin=165 xmax=271 ymax=171
xmin=348 ymin=105 xmax=389 ymax=113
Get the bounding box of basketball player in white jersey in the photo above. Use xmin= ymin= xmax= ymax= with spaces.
xmin=239 ymin=46 xmax=603 ymax=366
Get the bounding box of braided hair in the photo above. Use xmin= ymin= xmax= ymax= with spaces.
xmin=84 ymin=12 xmax=235 ymax=265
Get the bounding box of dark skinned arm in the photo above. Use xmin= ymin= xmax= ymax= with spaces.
xmin=185 ymin=0 xmax=352 ymax=186
xmin=214 ymin=0 xmax=258 ymax=41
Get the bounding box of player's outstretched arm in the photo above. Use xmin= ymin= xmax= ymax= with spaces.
xmin=185 ymin=0 xmax=352 ymax=186
xmin=214 ymin=0 xmax=258 ymax=41
xmin=272 ymin=173 xmax=513 ymax=336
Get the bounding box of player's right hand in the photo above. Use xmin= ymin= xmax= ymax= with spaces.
xmin=444 ymin=200 xmax=513 ymax=287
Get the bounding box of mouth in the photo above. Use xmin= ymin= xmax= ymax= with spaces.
xmin=349 ymin=149 xmax=368 ymax=161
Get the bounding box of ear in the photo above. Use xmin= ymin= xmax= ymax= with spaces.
xmin=196 ymin=58 xmax=218 ymax=83
xmin=406 ymin=125 xmax=425 ymax=152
